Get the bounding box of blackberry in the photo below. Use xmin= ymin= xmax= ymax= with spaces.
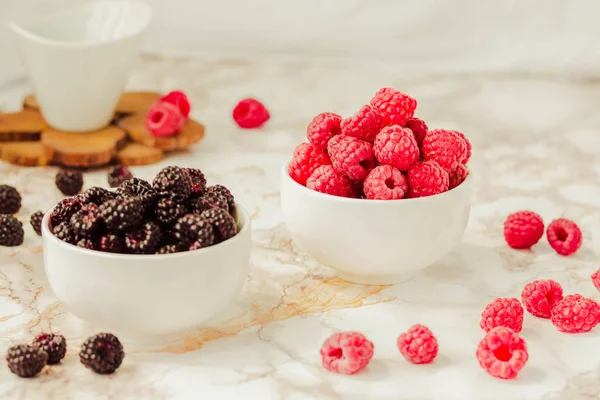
xmin=32 ymin=333 xmax=67 ymax=365
xmin=79 ymin=333 xmax=125 ymax=374
xmin=201 ymin=208 xmax=238 ymax=242
xmin=6 ymin=344 xmax=48 ymax=378
xmin=173 ymin=214 xmax=215 ymax=248
xmin=116 ymin=178 xmax=157 ymax=213
xmin=189 ymin=191 xmax=228 ymax=214
xmin=206 ymin=185 xmax=235 ymax=213
xmin=0 ymin=215 xmax=24 ymax=246
xmin=108 ymin=165 xmax=133 ymax=188
xmin=152 ymin=166 xmax=192 ymax=202
xmin=156 ymin=244 xmax=180 ymax=254
xmin=0 ymin=185 xmax=21 ymax=214
xmin=98 ymin=234 xmax=123 ymax=253
xmin=124 ymin=222 xmax=161 ymax=254
xmin=53 ymin=222 xmax=75 ymax=244
xmin=30 ymin=211 xmax=44 ymax=236
xmin=55 ymin=169 xmax=84 ymax=196
xmin=51 ymin=197 xmax=82 ymax=227
xmin=155 ymin=197 xmax=187 ymax=225
xmin=78 ymin=187 xmax=115 ymax=206
xmin=76 ymin=237 xmax=96 ymax=250
xmin=185 ymin=167 xmax=207 ymax=195
xmin=99 ymin=197 xmax=143 ymax=232
xmin=70 ymin=204 xmax=101 ymax=237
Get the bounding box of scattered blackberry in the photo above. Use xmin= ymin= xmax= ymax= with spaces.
xmin=78 ymin=186 xmax=115 ymax=206
xmin=51 ymin=197 xmax=82 ymax=227
xmin=0 ymin=185 xmax=21 ymax=214
xmin=191 ymin=191 xmax=228 ymax=213
xmin=32 ymin=333 xmax=67 ymax=365
xmin=99 ymin=197 xmax=143 ymax=232
xmin=206 ymin=185 xmax=235 ymax=213
xmin=173 ymin=214 xmax=215 ymax=247
xmin=116 ymin=178 xmax=157 ymax=213
xmin=0 ymin=215 xmax=24 ymax=246
xmin=55 ymin=169 xmax=84 ymax=196
xmin=152 ymin=166 xmax=192 ymax=202
xmin=70 ymin=204 xmax=101 ymax=237
xmin=6 ymin=344 xmax=48 ymax=378
xmin=156 ymin=244 xmax=180 ymax=254
xmin=53 ymin=221 xmax=75 ymax=244
xmin=80 ymin=333 xmax=125 ymax=374
xmin=98 ymin=234 xmax=123 ymax=253
xmin=124 ymin=222 xmax=161 ymax=254
xmin=77 ymin=238 xmax=96 ymax=250
xmin=108 ymin=165 xmax=133 ymax=188
xmin=155 ymin=197 xmax=187 ymax=225
xmin=185 ymin=167 xmax=207 ymax=195
xmin=201 ymin=208 xmax=238 ymax=242
xmin=30 ymin=211 xmax=44 ymax=236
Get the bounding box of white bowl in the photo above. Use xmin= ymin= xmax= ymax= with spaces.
xmin=41 ymin=205 xmax=251 ymax=343
xmin=9 ymin=0 xmax=152 ymax=131
xmin=280 ymin=163 xmax=472 ymax=285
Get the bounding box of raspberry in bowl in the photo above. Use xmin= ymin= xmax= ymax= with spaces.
xmin=281 ymin=88 xmax=473 ymax=284
xmin=41 ymin=166 xmax=251 ymax=342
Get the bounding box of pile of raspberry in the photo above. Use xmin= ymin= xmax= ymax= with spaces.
xmin=288 ymin=87 xmax=472 ymax=199
xmin=49 ymin=165 xmax=239 ymax=255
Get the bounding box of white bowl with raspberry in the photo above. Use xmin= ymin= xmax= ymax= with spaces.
xmin=41 ymin=204 xmax=251 ymax=343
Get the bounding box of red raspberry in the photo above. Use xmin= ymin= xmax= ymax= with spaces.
xmin=521 ymin=279 xmax=564 ymax=318
xmin=327 ymin=135 xmax=376 ymax=181
xmin=145 ymin=101 xmax=185 ymax=137
xmin=369 ymin=88 xmax=417 ymax=126
xmin=288 ymin=142 xmax=331 ymax=186
xmin=452 ymin=130 xmax=472 ymax=164
xmin=406 ymin=160 xmax=449 ymax=198
xmin=480 ymin=298 xmax=524 ymax=333
xmin=404 ymin=118 xmax=428 ymax=146
xmin=448 ymin=164 xmax=469 ymax=189
xmin=421 ymin=129 xmax=467 ymax=172
xmin=546 ymin=218 xmax=582 ymax=256
xmin=306 ymin=165 xmax=353 ymax=198
xmin=306 ymin=112 xmax=342 ymax=151
xmin=232 ymin=98 xmax=270 ymax=129
xmin=551 ymin=294 xmax=600 ymax=333
xmin=591 ymin=269 xmax=600 ymax=292
xmin=373 ymin=125 xmax=419 ymax=171
xmin=397 ymin=324 xmax=438 ymax=364
xmin=340 ymin=105 xmax=383 ymax=143
xmin=363 ymin=165 xmax=408 ymax=200
xmin=160 ymin=90 xmax=191 ymax=118
xmin=320 ymin=331 xmax=374 ymax=375
xmin=476 ymin=327 xmax=528 ymax=380
xmin=503 ymin=211 xmax=544 ymax=250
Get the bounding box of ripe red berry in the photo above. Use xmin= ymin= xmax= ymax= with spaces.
xmin=306 ymin=112 xmax=342 ymax=151
xmin=369 ymin=88 xmax=417 ymax=126
xmin=373 ymin=125 xmax=420 ymax=171
xmin=232 ymin=98 xmax=270 ymax=129
xmin=551 ymin=294 xmax=600 ymax=333
xmin=340 ymin=105 xmax=383 ymax=143
xmin=363 ymin=165 xmax=408 ymax=200
xmin=480 ymin=297 xmax=524 ymax=333
xmin=546 ymin=218 xmax=582 ymax=256
xmin=407 ymin=160 xmax=449 ymax=198
xmin=503 ymin=211 xmax=544 ymax=249
xmin=521 ymin=279 xmax=564 ymax=318
xmin=449 ymin=164 xmax=469 ymax=189
xmin=320 ymin=332 xmax=374 ymax=375
xmin=306 ymin=165 xmax=353 ymax=198
xmin=421 ymin=129 xmax=468 ymax=172
xmin=397 ymin=324 xmax=438 ymax=364
xmin=452 ymin=130 xmax=472 ymax=164
xmin=476 ymin=327 xmax=528 ymax=380
xmin=160 ymin=90 xmax=191 ymax=118
xmin=288 ymin=142 xmax=331 ymax=186
xmin=145 ymin=101 xmax=185 ymax=137
xmin=404 ymin=118 xmax=428 ymax=147
xmin=327 ymin=135 xmax=376 ymax=181
xmin=591 ymin=269 xmax=600 ymax=292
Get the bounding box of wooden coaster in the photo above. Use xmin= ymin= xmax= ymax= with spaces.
xmin=115 ymin=91 xmax=161 ymax=114
xmin=41 ymin=126 xmax=127 ymax=167
xmin=0 ymin=141 xmax=53 ymax=166
xmin=0 ymin=110 xmax=47 ymax=141
xmin=119 ymin=114 xmax=205 ymax=151
xmin=23 ymin=94 xmax=39 ymax=110
xmin=116 ymin=143 xmax=163 ymax=166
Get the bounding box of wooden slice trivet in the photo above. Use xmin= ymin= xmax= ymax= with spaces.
xmin=0 ymin=141 xmax=53 ymax=166
xmin=116 ymin=143 xmax=163 ymax=166
xmin=115 ymin=91 xmax=161 ymax=114
xmin=22 ymin=94 xmax=39 ymax=110
xmin=41 ymin=126 xmax=127 ymax=167
xmin=0 ymin=110 xmax=47 ymax=141
xmin=118 ymin=114 xmax=205 ymax=151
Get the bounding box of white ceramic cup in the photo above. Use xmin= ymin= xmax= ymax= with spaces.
xmin=42 ymin=204 xmax=251 ymax=343
xmin=9 ymin=0 xmax=152 ymax=132
xmin=280 ymin=162 xmax=472 ymax=285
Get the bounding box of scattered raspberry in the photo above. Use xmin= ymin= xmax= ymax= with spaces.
xmin=201 ymin=208 xmax=238 ymax=243
xmin=185 ymin=168 xmax=207 ymax=196
xmin=319 ymin=332 xmax=374 ymax=375
xmin=30 ymin=211 xmax=44 ymax=236
xmin=327 ymin=135 xmax=376 ymax=181
xmin=55 ymin=169 xmax=83 ymax=196
xmin=404 ymin=118 xmax=428 ymax=147
xmin=53 ymin=221 xmax=76 ymax=244
xmin=51 ymin=197 xmax=82 ymax=227
xmin=369 ymin=88 xmax=417 ymax=126
xmin=98 ymin=234 xmax=123 ymax=253
xmin=306 ymin=165 xmax=353 ymax=198
xmin=373 ymin=125 xmax=419 ymax=171
xmin=421 ymin=129 xmax=467 ymax=172
xmin=406 ymin=160 xmax=449 ymax=198
xmin=340 ymin=105 xmax=382 ymax=143
xmin=80 ymin=333 xmax=125 ymax=374
xmin=592 ymin=269 xmax=600 ymax=292
xmin=551 ymin=294 xmax=600 ymax=333
xmin=70 ymin=204 xmax=101 ymax=237
xmin=0 ymin=215 xmax=24 ymax=247
xmin=99 ymin=197 xmax=143 ymax=232
xmin=503 ymin=211 xmax=544 ymax=250
xmin=152 ymin=166 xmax=193 ymax=202
xmin=116 ymin=178 xmax=157 ymax=213
xmin=6 ymin=344 xmax=48 ymax=378
xmin=205 ymin=185 xmax=236 ymax=214
xmin=288 ymin=142 xmax=331 ymax=186
xmin=363 ymin=165 xmax=408 ymax=200
xmin=307 ymin=112 xmax=342 ymax=150
xmin=0 ymin=185 xmax=21 ymax=214
xmin=107 ymin=165 xmax=133 ymax=188
xmin=145 ymin=101 xmax=185 ymax=137
xmin=476 ymin=327 xmax=528 ymax=380
xmin=397 ymin=324 xmax=438 ymax=364
xmin=452 ymin=130 xmax=472 ymax=164
xmin=546 ymin=218 xmax=582 ymax=256
xmin=449 ymin=164 xmax=469 ymax=189
xmin=232 ymin=98 xmax=270 ymax=129
xmin=480 ymin=298 xmax=524 ymax=333
xmin=124 ymin=222 xmax=162 ymax=254
xmin=32 ymin=333 xmax=67 ymax=365
xmin=521 ymin=279 xmax=563 ymax=319
xmin=160 ymin=90 xmax=191 ymax=118
xmin=156 ymin=197 xmax=188 ymax=225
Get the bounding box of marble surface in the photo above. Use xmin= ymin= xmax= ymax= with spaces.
xmin=1 ymin=56 xmax=600 ymax=399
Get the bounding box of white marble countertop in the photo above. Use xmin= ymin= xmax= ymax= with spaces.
xmin=1 ymin=56 xmax=600 ymax=399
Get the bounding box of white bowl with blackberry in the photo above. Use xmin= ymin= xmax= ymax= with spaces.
xmin=42 ymin=166 xmax=251 ymax=342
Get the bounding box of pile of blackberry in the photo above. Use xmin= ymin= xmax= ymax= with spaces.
xmin=49 ymin=166 xmax=239 ymax=254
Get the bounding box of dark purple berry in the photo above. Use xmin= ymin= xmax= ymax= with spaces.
xmin=152 ymin=166 xmax=192 ymax=202
xmin=51 ymin=197 xmax=82 ymax=227
xmin=0 ymin=185 xmax=21 ymax=214
xmin=32 ymin=333 xmax=67 ymax=365
xmin=53 ymin=221 xmax=75 ymax=244
xmin=99 ymin=197 xmax=143 ymax=232
xmin=78 ymin=186 xmax=115 ymax=206
xmin=76 ymin=237 xmax=95 ymax=250
xmin=6 ymin=344 xmax=47 ymax=377
xmin=206 ymin=185 xmax=235 ymax=213
xmin=195 ymin=191 xmax=228 ymax=213
xmin=70 ymin=204 xmax=101 ymax=237
xmin=79 ymin=333 xmax=124 ymax=374
xmin=124 ymin=222 xmax=161 ymax=254
xmin=0 ymin=215 xmax=24 ymax=246
xmin=30 ymin=211 xmax=44 ymax=236
xmin=173 ymin=214 xmax=215 ymax=248
xmin=156 ymin=244 xmax=180 ymax=254
xmin=116 ymin=178 xmax=157 ymax=213
xmin=185 ymin=168 xmax=207 ymax=195
xmin=201 ymin=208 xmax=238 ymax=242
xmin=98 ymin=234 xmax=123 ymax=253
xmin=108 ymin=165 xmax=133 ymax=188
xmin=155 ymin=197 xmax=187 ymax=225
xmin=55 ymin=169 xmax=83 ymax=196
